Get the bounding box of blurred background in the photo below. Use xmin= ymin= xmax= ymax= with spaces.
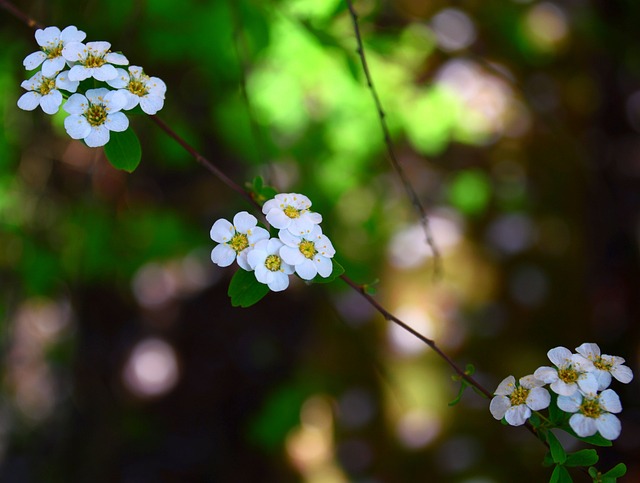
xmin=1 ymin=0 xmax=639 ymax=481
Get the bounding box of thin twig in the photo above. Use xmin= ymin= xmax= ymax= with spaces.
xmin=344 ymin=0 xmax=442 ymax=276
xmin=0 ymin=0 xmax=42 ymax=29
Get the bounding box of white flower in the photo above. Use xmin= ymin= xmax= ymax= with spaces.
xmin=557 ymin=389 xmax=622 ymax=440
xmin=262 ymin=193 xmax=322 ymax=236
xmin=575 ymin=342 xmax=634 ymax=391
xmin=489 ymin=375 xmax=550 ymax=426
xmin=17 ymin=71 xmax=79 ymax=115
xmin=62 ymin=41 xmax=129 ymax=82
xmin=23 ymin=25 xmax=86 ymax=77
xmin=210 ymin=211 xmax=269 ymax=270
xmin=107 ymin=66 xmax=167 ymax=115
xmin=63 ymin=88 xmax=129 ymax=147
xmin=247 ymin=238 xmax=294 ymax=292
xmin=533 ymin=346 xmax=598 ymax=396
xmin=279 ymin=225 xmax=336 ymax=280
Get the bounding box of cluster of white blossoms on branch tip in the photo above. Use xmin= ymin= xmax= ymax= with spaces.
xmin=17 ymin=25 xmax=166 ymax=147
xmin=490 ymin=343 xmax=633 ymax=440
xmin=210 ymin=193 xmax=336 ymax=292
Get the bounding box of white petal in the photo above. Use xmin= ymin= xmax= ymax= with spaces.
xmin=577 ymin=373 xmax=599 ymax=395
xmin=519 ymin=374 xmax=544 ymax=389
xmin=247 ymin=226 xmax=269 ymax=245
xmin=262 ymin=199 xmax=277 ymax=215
xmin=62 ymin=42 xmax=87 ymax=62
xmin=291 ymin=193 xmax=312 ymax=209
xmin=86 ymin=88 xmax=110 ymax=104
xmin=86 ymin=41 xmax=111 ymax=54
xmin=105 ymin=112 xmax=129 ymax=132
xmin=295 ymin=260 xmax=317 ymax=280
xmin=21 ymin=72 xmax=42 ymax=90
xmin=569 ymin=414 xmax=597 ymax=437
xmin=139 ymin=95 xmax=164 ymax=115
xmin=211 ymin=244 xmax=236 ymax=268
xmin=314 ymin=256 xmax=333 ymax=277
xmin=210 ymin=219 xmax=234 ymax=243
xmin=254 ymin=265 xmax=269 ymax=284
xmin=59 ymin=25 xmax=86 ymax=43
xmin=248 ymin=250 xmax=267 ymax=271
xmin=305 ymin=211 xmax=322 ymax=225
xmin=533 ymin=366 xmax=557 ymax=384
xmin=547 ymin=347 xmax=572 ymax=368
xmin=41 ymin=57 xmax=66 ymax=77
xmin=266 ymin=209 xmax=290 ymax=229
xmin=268 ymin=272 xmax=289 ymax=292
xmin=64 ymin=115 xmax=92 ymax=140
xmin=557 ymin=393 xmax=581 ymax=413
xmin=526 ymin=387 xmax=550 ymax=411
xmin=489 ymin=396 xmax=510 ymax=420
xmin=593 ymin=370 xmax=612 ymax=391
xmin=147 ymin=76 xmax=167 ymax=96
xmin=233 ymin=211 xmax=257 ymax=233
xmin=35 ymin=27 xmax=61 ymax=47
xmin=598 ymin=389 xmax=622 ymax=414
xmin=55 ymin=72 xmax=79 ymax=92
xmin=128 ymin=66 xmax=145 ymax=77
xmin=571 ymin=354 xmax=594 ymax=372
xmin=278 ymin=229 xmax=301 ymax=247
xmin=494 ymin=376 xmax=516 ymax=396
xmin=106 ymin=68 xmax=130 ymax=89
xmin=67 ymin=65 xmax=91 ymax=81
xmin=595 ymin=413 xmax=621 ymax=440
xmin=550 ymin=379 xmax=577 ymax=396
xmin=280 ymin=246 xmax=304 ymax=266
xmin=288 ymin=217 xmax=314 ymax=236
xmin=63 ymin=93 xmax=88 ymax=114
xmin=505 ymin=405 xmax=530 ymax=426
xmin=611 ymin=364 xmax=633 ymax=384
xmin=575 ymin=342 xmax=600 ymax=360
xmin=122 ymin=91 xmax=140 ymax=110
xmin=85 ymin=125 xmax=110 ymax=147
xmin=17 ymin=92 xmax=41 ymax=111
xmin=105 ymin=52 xmax=129 ymax=65
xmin=266 ymin=238 xmax=284 ymax=254
xmin=236 ymin=250 xmax=252 ymax=271
xmin=39 ymin=90 xmax=62 ymax=114
xmin=105 ymin=90 xmax=128 ymax=111
xmin=23 ymin=51 xmax=46 ymax=70
xmin=92 ymin=64 xmax=118 ymax=82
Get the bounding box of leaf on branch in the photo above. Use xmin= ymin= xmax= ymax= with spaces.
xmin=602 ymin=463 xmax=627 ymax=480
xmin=228 ymin=268 xmax=269 ymax=308
xmin=550 ymin=464 xmax=573 ymax=483
xmin=547 ymin=431 xmax=567 ymax=465
xmin=310 ymin=259 xmax=344 ymax=284
xmin=249 ymin=176 xmax=278 ymax=206
xmin=564 ymin=449 xmax=598 ymax=467
xmin=104 ymin=127 xmax=142 ymax=173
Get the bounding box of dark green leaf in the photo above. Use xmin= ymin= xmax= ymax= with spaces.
xmin=550 ymin=465 xmax=572 ymax=483
xmin=310 ymin=259 xmax=344 ymax=284
xmin=543 ymin=451 xmax=554 ymax=467
xmin=588 ymin=467 xmax=598 ymax=478
xmin=547 ymin=431 xmax=567 ymax=464
xmin=549 ymin=393 xmax=568 ymax=425
xmin=603 ymin=463 xmax=627 ymax=479
xmin=564 ymin=449 xmax=598 ymax=467
xmin=561 ymin=427 xmax=613 ymax=447
xmin=228 ymin=268 xmax=269 ymax=308
xmin=104 ymin=127 xmax=142 ymax=172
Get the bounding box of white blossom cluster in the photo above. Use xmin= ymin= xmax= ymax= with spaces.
xmin=210 ymin=193 xmax=336 ymax=292
xmin=17 ymin=25 xmax=166 ymax=147
xmin=490 ymin=343 xmax=633 ymax=440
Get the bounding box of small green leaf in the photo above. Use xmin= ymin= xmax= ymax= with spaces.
xmin=448 ymin=381 xmax=466 ymax=406
xmin=104 ymin=127 xmax=142 ymax=172
xmin=542 ymin=451 xmax=554 ymax=467
xmin=549 ymin=394 xmax=568 ymax=425
xmin=565 ymin=449 xmax=598 ymax=467
xmin=547 ymin=431 xmax=567 ymax=464
xmin=228 ymin=268 xmax=269 ymax=308
xmin=550 ymin=465 xmax=573 ymax=483
xmin=602 ymin=463 xmax=627 ymax=479
xmin=588 ymin=467 xmax=598 ymax=478
xmin=310 ymin=259 xmax=344 ymax=284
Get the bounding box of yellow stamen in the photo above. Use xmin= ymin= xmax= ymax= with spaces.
xmin=228 ymin=233 xmax=249 ymax=253
xmin=265 ymin=255 xmax=282 ymax=272
xmin=299 ymin=240 xmax=316 ymax=259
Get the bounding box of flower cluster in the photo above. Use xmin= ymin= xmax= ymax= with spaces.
xmin=490 ymin=343 xmax=633 ymax=440
xmin=210 ymin=193 xmax=336 ymax=292
xmin=18 ymin=26 xmax=166 ymax=147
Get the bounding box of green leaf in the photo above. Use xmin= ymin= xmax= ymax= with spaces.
xmin=564 ymin=449 xmax=599 ymax=466
xmin=550 ymin=465 xmax=573 ymax=483
xmin=562 ymin=427 xmax=613 ymax=447
xmin=448 ymin=381 xmax=466 ymax=406
xmin=310 ymin=259 xmax=344 ymax=284
xmin=104 ymin=127 xmax=142 ymax=172
xmin=588 ymin=467 xmax=598 ymax=478
xmin=549 ymin=393 xmax=568 ymax=425
xmin=547 ymin=431 xmax=567 ymax=464
xmin=228 ymin=268 xmax=270 ymax=308
xmin=602 ymin=463 xmax=627 ymax=479
xmin=543 ymin=451 xmax=554 ymax=467
xmin=248 ymin=176 xmax=278 ymax=206
xmin=565 ymin=449 xmax=598 ymax=467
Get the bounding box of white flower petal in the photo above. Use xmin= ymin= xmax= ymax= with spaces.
xmin=211 ymin=244 xmax=236 ymax=268
xmin=236 ymin=250 xmax=252 ymax=271
xmin=17 ymin=92 xmax=41 ymax=111
xmin=593 ymin=370 xmax=612 ymax=391
xmin=254 ymin=265 xmax=270 ymax=284
xmin=39 ymin=90 xmax=62 ymax=114
xmin=67 ymin=65 xmax=91 ymax=81
xmin=139 ymin=95 xmax=164 ymax=115
xmin=611 ymin=364 xmax=634 ymax=384
xmin=86 ymin=88 xmax=110 ymax=104
xmin=266 ymin=237 xmax=284 ymax=254
xmin=147 ymin=76 xmax=167 ymax=96
xmin=547 ymin=346 xmax=572 ymax=368
xmin=35 ymin=26 xmax=61 ymax=47
xmin=577 ymin=373 xmax=599 ymax=395
xmin=55 ymin=72 xmax=79 ymax=92
xmin=489 ymin=396 xmax=510 ymax=420
xmin=505 ymin=404 xmax=530 ymax=426
xmin=92 ymin=64 xmax=118 ymax=82
xmin=268 ymin=272 xmax=289 ymax=292
xmin=248 ymin=250 xmax=267 ymax=272
xmin=519 ymin=374 xmax=544 ymax=389
xmin=533 ymin=366 xmax=557 ymax=384
xmin=86 ymin=41 xmax=111 ymax=54
xmin=210 ymin=219 xmax=234 ymax=243
xmin=266 ymin=209 xmax=290 ymax=229
xmin=557 ymin=393 xmax=581 ymax=413
xmin=64 ymin=115 xmax=91 ymax=139
xmin=85 ymin=125 xmax=110 ymax=147
xmin=247 ymin=226 xmax=269 ymax=245
xmin=295 ymin=259 xmax=317 ymax=280
xmin=278 ymin=229 xmax=300 ymax=247
xmin=63 ymin=93 xmax=88 ymax=114
xmin=62 ymin=42 xmax=87 ymax=62
xmin=550 ymin=379 xmax=576 ymax=396
xmin=41 ymin=57 xmax=66 ymax=77
xmin=23 ymin=51 xmax=47 ymax=70
xmin=280 ymin=245 xmax=304 ymax=266
xmin=494 ymin=375 xmax=516 ymax=396
xmin=526 ymin=387 xmax=550 ymax=411
xmin=575 ymin=342 xmax=600 ymax=360
xmin=598 ymin=389 xmax=622 ymax=414
xmin=595 ymin=413 xmax=621 ymax=440
xmin=233 ymin=211 xmax=257 ymax=233
xmin=569 ymin=414 xmax=597 ymax=437
xmin=314 ymin=256 xmax=333 ymax=277
xmin=105 ymin=52 xmax=129 ymax=65
xmin=262 ymin=198 xmax=277 ymax=214
xmin=106 ymin=68 xmax=130 ymax=89
xmin=105 ymin=112 xmax=129 ymax=132
xmin=59 ymin=25 xmax=86 ymax=43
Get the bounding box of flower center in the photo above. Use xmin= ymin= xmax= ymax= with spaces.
xmin=593 ymin=357 xmax=612 ymax=371
xmin=579 ymin=397 xmax=602 ymax=419
xmin=509 ymin=386 xmax=530 ymax=406
xmin=265 ymin=254 xmax=282 ymax=272
xmin=85 ymin=104 xmax=108 ymax=126
xmin=84 ymin=53 xmax=107 ymax=68
xmin=229 ymin=233 xmax=249 ymax=253
xmin=38 ymin=77 xmax=56 ymax=96
xmin=128 ymin=78 xmax=149 ymax=97
xmin=283 ymin=205 xmax=300 ymax=219
xmin=44 ymin=43 xmax=63 ymax=59
xmin=557 ymin=367 xmax=579 ymax=384
xmin=299 ymin=240 xmax=317 ymax=259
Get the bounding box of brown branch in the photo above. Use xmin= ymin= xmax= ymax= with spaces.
xmin=344 ymin=0 xmax=442 ymax=276
xmin=0 ymin=0 xmax=43 ymax=29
